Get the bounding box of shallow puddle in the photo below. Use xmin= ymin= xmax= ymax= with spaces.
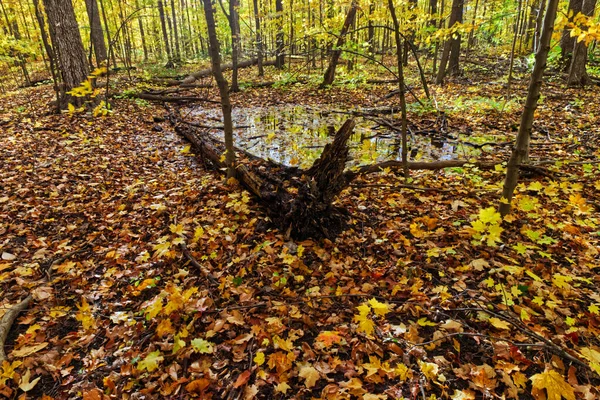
xmin=190 ymin=105 xmax=469 ymax=169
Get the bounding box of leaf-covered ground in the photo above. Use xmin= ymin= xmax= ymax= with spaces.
xmin=1 ymin=68 xmax=600 ymax=399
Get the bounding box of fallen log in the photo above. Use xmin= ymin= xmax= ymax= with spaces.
xmin=182 ymin=58 xmax=277 ymax=85
xmin=167 ymin=106 xmax=353 ymax=239
xmin=135 ymin=93 xmax=221 ymax=104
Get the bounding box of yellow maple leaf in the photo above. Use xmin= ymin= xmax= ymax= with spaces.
xmin=367 ymin=298 xmax=391 ymax=317
xmin=530 ymin=369 xmax=575 ymax=400
xmin=169 ymin=223 xmax=186 ymax=236
xmin=479 ymin=207 xmax=502 ymax=224
xmin=275 ymin=381 xmax=291 ymax=394
xmin=451 ymin=389 xmax=476 ymax=400
xmin=417 ymin=317 xmax=437 ymax=327
xmin=419 ymin=361 xmax=439 ymax=381
xmin=356 ymin=303 xmax=371 ymax=316
xmin=354 ymin=313 xmax=375 ymax=336
xmin=137 ymin=351 xmax=164 ymax=372
xmin=579 ymin=347 xmax=600 ymax=375
xmin=75 ymin=298 xmax=96 ymax=331
xmin=254 ymin=352 xmax=265 ymax=366
xmin=144 ymin=296 xmax=163 ymax=320
xmin=156 ymin=319 xmax=174 ymax=337
xmin=488 ymin=317 xmax=511 ymax=330
xmin=298 ymin=364 xmax=320 ymax=388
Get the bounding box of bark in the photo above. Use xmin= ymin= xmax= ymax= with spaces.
xmin=560 ymin=0 xmax=583 ymax=67
xmin=32 ymin=0 xmax=60 ymax=106
xmin=42 ymin=0 xmax=89 ymax=109
xmin=507 ymin=0 xmax=524 ymax=97
xmin=533 ymin=0 xmax=546 ymax=52
xmin=170 ymin=0 xmax=181 ymax=60
xmin=436 ymin=0 xmax=463 ymax=83
xmin=567 ymin=0 xmax=597 ymax=86
xmin=158 ymin=0 xmax=173 ymax=64
xmin=275 ymin=0 xmax=285 ymax=69
xmin=0 ymin=296 xmax=32 ymax=363
xmin=253 ymin=0 xmax=264 ymax=76
xmin=499 ymin=0 xmax=559 ymax=216
xmin=388 ymin=0 xmax=409 ymax=179
xmin=321 ymin=0 xmax=358 ymax=87
xmin=202 ymin=0 xmax=236 ymax=178
xmin=84 ymin=0 xmax=108 ymax=66
xmin=229 ymin=0 xmax=241 ymax=91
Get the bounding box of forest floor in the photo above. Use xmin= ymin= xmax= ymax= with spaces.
xmin=1 ymin=62 xmax=600 ymax=400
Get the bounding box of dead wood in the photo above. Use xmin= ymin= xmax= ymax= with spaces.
xmin=181 ymin=59 xmax=276 ymax=85
xmin=167 ymin=106 xmax=353 ymax=239
xmin=0 ymin=295 xmax=32 ymax=363
xmin=135 ymin=93 xmax=221 ymax=104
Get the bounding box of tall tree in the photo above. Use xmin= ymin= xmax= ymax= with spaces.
xmin=84 ymin=0 xmax=108 ymax=66
xmin=275 ymin=0 xmax=284 ymax=69
xmin=170 ymin=0 xmax=181 ymax=61
xmin=42 ymin=0 xmax=89 ymax=108
xmin=436 ymin=0 xmax=464 ymax=83
xmin=499 ymin=0 xmax=559 ymax=216
xmin=229 ymin=0 xmax=241 ymax=91
xmin=253 ymin=0 xmax=264 ymax=76
xmin=567 ymin=0 xmax=597 ymax=86
xmin=202 ymin=0 xmax=236 ymax=178
xmin=320 ymin=0 xmax=358 ymax=87
xmin=158 ymin=0 xmax=174 ymax=66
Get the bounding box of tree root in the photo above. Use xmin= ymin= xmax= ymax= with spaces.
xmin=0 ymin=295 xmax=33 ymax=363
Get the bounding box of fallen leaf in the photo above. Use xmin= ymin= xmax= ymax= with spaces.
xmin=18 ymin=369 xmax=40 ymax=392
xmin=530 ymin=369 xmax=575 ymax=400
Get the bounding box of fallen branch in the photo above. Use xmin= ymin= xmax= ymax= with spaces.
xmin=181 ymin=59 xmax=276 ymax=85
xmin=135 ymin=93 xmax=221 ymax=104
xmin=0 ymin=295 xmax=32 ymax=363
xmin=180 ymin=243 xmax=217 ymax=285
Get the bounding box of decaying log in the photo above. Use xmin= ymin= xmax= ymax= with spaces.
xmin=135 ymin=93 xmax=221 ymax=104
xmin=0 ymin=295 xmax=32 ymax=363
xmin=182 ymin=59 xmax=277 ymax=85
xmin=167 ymin=106 xmax=353 ymax=239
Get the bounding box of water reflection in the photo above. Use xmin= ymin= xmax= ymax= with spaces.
xmin=190 ymin=106 xmax=463 ymax=169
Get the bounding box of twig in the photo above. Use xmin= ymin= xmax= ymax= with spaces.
xmin=180 ymin=243 xmax=218 ymax=285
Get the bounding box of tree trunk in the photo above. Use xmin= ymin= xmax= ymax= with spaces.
xmin=84 ymin=0 xmax=108 ymax=66
xmin=42 ymin=0 xmax=89 ymax=109
xmin=448 ymin=0 xmax=464 ymax=76
xmin=202 ymin=0 xmax=236 ymax=178
xmin=499 ymin=0 xmax=559 ymax=217
xmin=320 ymin=0 xmax=358 ymax=87
xmin=435 ymin=0 xmax=463 ymax=83
xmin=388 ymin=0 xmax=409 ymax=179
xmin=567 ymin=0 xmax=597 ymax=86
xmin=560 ymin=0 xmax=583 ymax=68
xmin=135 ymin=0 xmax=149 ymax=62
xmin=32 ymin=0 xmax=60 ymax=105
xmin=170 ymin=0 xmax=181 ymax=61
xmin=533 ymin=0 xmax=546 ymax=52
xmin=158 ymin=0 xmax=173 ymax=65
xmin=229 ymin=0 xmax=241 ymax=91
xmin=275 ymin=0 xmax=285 ymax=69
xmin=253 ymin=0 xmax=264 ymax=76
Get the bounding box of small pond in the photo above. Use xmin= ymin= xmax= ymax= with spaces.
xmin=190 ymin=105 xmax=474 ymax=169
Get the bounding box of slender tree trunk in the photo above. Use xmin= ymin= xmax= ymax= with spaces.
xmin=253 ymin=0 xmax=264 ymax=76
xmin=525 ymin=0 xmax=540 ymax=51
xmin=499 ymin=0 xmax=559 ymax=217
xmin=85 ymin=0 xmax=108 ymax=66
xmin=507 ymin=0 xmax=524 ymax=98
xmin=368 ymin=2 xmax=375 ymax=55
xmin=229 ymin=0 xmax=241 ymax=91
xmin=533 ymin=0 xmax=546 ymax=52
xmin=158 ymin=0 xmax=173 ymax=65
xmin=32 ymin=0 xmax=59 ymax=101
xmin=98 ymin=0 xmax=117 ymax=68
xmin=275 ymin=0 xmax=285 ymax=68
xmin=388 ymin=0 xmax=409 ymax=179
xmin=567 ymin=0 xmax=597 ymax=86
xmin=135 ymin=0 xmax=149 ymax=62
xmin=42 ymin=0 xmax=89 ymax=109
xmin=170 ymin=0 xmax=181 ymax=61
xmin=202 ymin=0 xmax=236 ymax=178
xmin=320 ymin=0 xmax=358 ymax=87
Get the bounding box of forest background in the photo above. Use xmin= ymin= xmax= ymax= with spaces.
xmin=0 ymin=0 xmax=600 ymax=399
